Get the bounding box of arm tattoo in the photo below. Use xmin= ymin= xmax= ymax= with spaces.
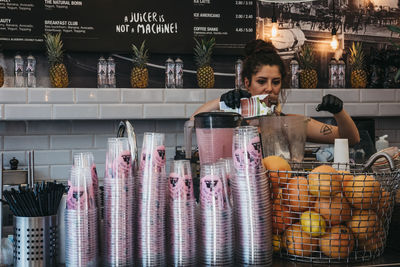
xmin=320 ymin=124 xmax=333 ymax=135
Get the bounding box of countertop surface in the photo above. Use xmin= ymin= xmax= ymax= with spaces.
xmin=272 ymin=247 xmax=400 ymax=266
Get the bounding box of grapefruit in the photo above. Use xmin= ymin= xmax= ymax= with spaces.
xmin=314 ymin=193 xmax=352 ymax=226
xmin=358 ymin=226 xmax=385 ymax=252
xmin=272 ymin=198 xmax=296 ymax=234
xmin=308 ymin=165 xmax=341 ymax=197
xmin=263 ymin=156 xmax=291 ymax=187
xmin=283 ymin=224 xmax=319 ymax=257
xmin=347 ymin=209 xmax=380 ymax=243
xmin=319 ymin=225 xmax=355 ymax=258
xmin=282 ymin=176 xmax=315 ymax=212
xmin=272 ymin=234 xmax=283 ymax=253
xmin=343 ymin=175 xmax=381 ymax=209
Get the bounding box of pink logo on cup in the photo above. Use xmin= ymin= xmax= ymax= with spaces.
xmin=154 ymin=145 xmax=166 ymax=167
xmin=169 ymin=172 xmax=187 ymax=200
xmin=67 ymin=181 xmax=95 ymax=210
xmin=184 ymin=175 xmax=195 ymax=200
xmin=200 ymin=175 xmax=224 ymax=208
xmin=139 ymin=150 xmax=147 ymax=171
xmin=233 ymin=136 xmax=262 ymax=171
xmin=247 ymin=136 xmax=262 ymax=168
xmin=233 ymin=148 xmax=245 ymax=170
xmin=118 ymin=150 xmax=132 ymax=178
xmin=91 ymin=164 xmax=98 ymax=188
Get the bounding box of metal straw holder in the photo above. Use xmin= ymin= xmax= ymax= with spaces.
xmin=13 ymin=215 xmax=58 ymax=267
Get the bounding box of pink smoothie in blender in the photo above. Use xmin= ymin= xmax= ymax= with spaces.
xmin=187 ymin=112 xmax=241 ymax=165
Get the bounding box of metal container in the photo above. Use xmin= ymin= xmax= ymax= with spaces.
xmin=271 ymin=154 xmax=399 ymax=264
xmin=13 ymin=215 xmax=58 ymax=267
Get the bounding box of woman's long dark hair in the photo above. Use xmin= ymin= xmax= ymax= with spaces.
xmin=242 ymin=39 xmax=287 ymax=101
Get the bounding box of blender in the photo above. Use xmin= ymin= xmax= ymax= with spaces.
xmin=184 ymin=112 xmax=242 ymax=165
xmin=259 ymin=115 xmax=309 ymax=162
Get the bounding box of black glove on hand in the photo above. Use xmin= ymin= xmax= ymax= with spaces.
xmin=220 ymin=89 xmax=251 ymax=109
xmin=316 ymin=94 xmax=343 ymax=114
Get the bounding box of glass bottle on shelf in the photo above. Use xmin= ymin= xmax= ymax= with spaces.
xmin=235 ymin=59 xmax=243 ymax=89
xmin=329 ymin=58 xmax=338 ymax=88
xmin=14 ymin=53 xmax=24 ymax=87
xmin=165 ymin=57 xmax=175 ymax=88
xmin=175 ymin=58 xmax=183 ymax=88
xmin=26 ymin=54 xmax=36 ymax=87
xmin=97 ymin=56 xmax=108 ymax=88
xmin=107 ymin=56 xmax=116 ymax=88
xmin=289 ymin=58 xmax=299 ymax=89
xmin=338 ymin=58 xmax=346 ymax=88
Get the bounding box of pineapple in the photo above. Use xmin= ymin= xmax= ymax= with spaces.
xmin=130 ymin=40 xmax=148 ymax=88
xmin=298 ymin=44 xmax=318 ymax=89
xmin=194 ymin=37 xmax=215 ymax=88
xmin=44 ymin=32 xmax=69 ymax=88
xmin=349 ymin=42 xmax=367 ymax=88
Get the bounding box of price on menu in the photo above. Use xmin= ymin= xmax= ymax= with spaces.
xmin=235 ymin=14 xmax=253 ymax=19
xmin=235 ymin=1 xmax=254 ymax=6
xmin=235 ymin=27 xmax=253 ymax=33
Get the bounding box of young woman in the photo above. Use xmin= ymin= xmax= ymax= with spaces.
xmin=191 ymin=39 xmax=360 ymax=146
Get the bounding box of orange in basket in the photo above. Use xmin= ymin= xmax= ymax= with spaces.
xmin=346 ymin=209 xmax=380 ymax=243
xmin=319 ymin=225 xmax=355 ymax=258
xmin=314 ymin=193 xmax=352 ymax=226
xmin=272 ymin=198 xmax=297 ymax=234
xmin=343 ymin=175 xmax=381 ymax=209
xmin=281 ymin=176 xmax=315 ymax=212
xmin=263 ymin=156 xmax=292 ymax=186
xmin=272 ymin=234 xmax=283 ymax=253
xmin=308 ymin=165 xmax=342 ymax=197
xmin=376 ymin=189 xmax=392 ymax=217
xmin=283 ymin=224 xmax=319 ymax=257
xmin=359 ymin=226 xmax=385 ymax=252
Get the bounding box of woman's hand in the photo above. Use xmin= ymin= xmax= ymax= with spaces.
xmin=308 ymin=94 xmax=360 ymax=146
xmin=316 ymin=94 xmax=343 ymax=114
xmin=220 ymin=89 xmax=251 ymax=109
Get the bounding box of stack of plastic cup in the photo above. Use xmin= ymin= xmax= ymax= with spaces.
xmin=103 ymin=138 xmax=135 ymax=266
xmin=231 ymin=126 xmax=273 ymax=266
xmin=136 ymin=132 xmax=167 ymax=266
xmin=217 ymin=158 xmax=234 ymax=205
xmin=73 ymin=152 xmax=100 ymax=213
xmin=167 ymin=160 xmax=197 ymax=266
xmin=199 ymin=162 xmax=234 ymax=266
xmin=65 ymin=162 xmax=98 ymax=267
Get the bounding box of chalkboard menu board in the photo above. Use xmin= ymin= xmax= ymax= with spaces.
xmin=0 ymin=0 xmax=256 ymax=54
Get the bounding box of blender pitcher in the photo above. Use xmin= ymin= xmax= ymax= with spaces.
xmin=184 ymin=112 xmax=241 ymax=165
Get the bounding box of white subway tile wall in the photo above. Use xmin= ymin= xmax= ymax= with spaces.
xmin=5 ymin=104 xmax=52 ymax=120
xmin=28 ymin=88 xmax=74 ymax=104
xmin=1 ymin=116 xmax=399 ymax=180
xmin=0 ymin=120 xmax=192 ymax=180
xmin=53 ymin=104 xmax=98 ymax=119
xmin=1 ymin=88 xmax=399 ymax=119
xmin=76 ymin=89 xmax=121 ymax=103
xmin=286 ymin=89 xmax=322 ymax=103
xmin=122 ymin=89 xmax=164 ymax=103
xmin=165 ymin=89 xmax=205 ymax=103
xmin=0 ymin=88 xmax=27 ymax=103
xmin=99 ymin=104 xmax=143 ymax=119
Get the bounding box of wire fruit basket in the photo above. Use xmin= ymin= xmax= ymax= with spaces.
xmin=270 ymin=153 xmax=400 ymax=264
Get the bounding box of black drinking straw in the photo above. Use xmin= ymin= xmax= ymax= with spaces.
xmin=3 ymin=181 xmax=68 ymax=217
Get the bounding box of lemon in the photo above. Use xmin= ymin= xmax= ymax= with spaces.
xmin=300 ymin=211 xmax=326 ymax=237
xmin=272 ymin=234 xmax=282 ymax=253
